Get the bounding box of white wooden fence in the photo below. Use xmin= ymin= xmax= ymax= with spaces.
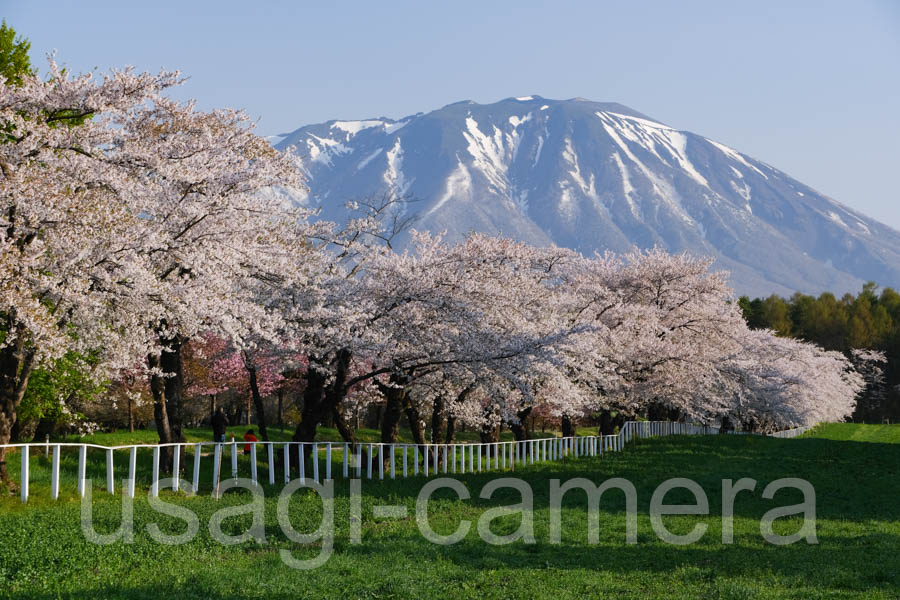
xmin=2 ymin=420 xmax=813 ymax=503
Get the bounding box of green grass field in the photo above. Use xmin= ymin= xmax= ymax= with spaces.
xmin=1 ymin=423 xmax=898 ymax=599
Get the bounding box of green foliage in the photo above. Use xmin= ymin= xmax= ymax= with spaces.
xmin=0 ymin=428 xmax=898 ymax=598
xmin=740 ymin=283 xmax=900 ymax=422
xmin=0 ymin=20 xmax=34 ymax=86
xmin=18 ymin=352 xmax=107 ymax=430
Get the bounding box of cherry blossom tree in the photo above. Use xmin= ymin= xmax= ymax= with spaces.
xmin=110 ymin=91 xmax=308 ymax=452
xmin=0 ymin=61 xmax=182 ymax=486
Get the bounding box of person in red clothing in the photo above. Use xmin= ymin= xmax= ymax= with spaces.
xmin=243 ymin=429 xmax=258 ymax=454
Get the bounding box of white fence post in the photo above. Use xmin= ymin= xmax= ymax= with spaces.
xmin=129 ymin=447 xmax=138 ymax=499
xmin=343 ymin=443 xmax=349 ymax=478
xmin=250 ymin=443 xmax=258 ymax=486
xmin=299 ymin=444 xmax=306 ymax=483
xmin=267 ymin=444 xmax=275 ymax=485
xmin=106 ymin=448 xmax=115 ymax=495
xmin=326 ymin=443 xmax=332 ymax=481
xmin=77 ymin=445 xmax=87 ymax=498
xmin=50 ymin=445 xmax=60 ymax=500
xmin=230 ymin=437 xmax=238 ymax=479
xmin=192 ymin=445 xmax=201 ymax=494
xmin=20 ymin=445 xmax=29 ymax=503
xmin=151 ymin=446 xmax=160 ymax=497
xmin=172 ymin=447 xmax=180 ymax=492
xmin=312 ymin=443 xmax=319 ymax=483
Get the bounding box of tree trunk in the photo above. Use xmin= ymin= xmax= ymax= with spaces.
xmin=277 ymin=388 xmax=284 ymax=431
xmin=720 ymin=415 xmax=733 ymax=434
xmin=244 ymin=357 xmax=269 ymax=441
xmin=430 ymin=393 xmax=446 ymax=445
xmin=209 ymin=394 xmax=216 ymax=424
xmin=480 ymin=404 xmax=500 ymax=444
xmin=647 ymin=402 xmax=668 ymax=422
xmin=160 ymin=336 xmax=188 ymax=476
xmin=404 ymin=402 xmax=428 ymax=460
xmin=598 ymin=410 xmax=612 ymax=436
xmin=294 ymin=367 xmax=327 ymax=443
xmin=128 ymin=394 xmax=134 ymax=433
xmin=0 ymin=327 xmax=36 ymax=489
xmin=31 ymin=417 xmax=55 ymax=443
xmin=445 ymin=385 xmax=474 ymax=445
xmin=611 ymin=412 xmax=626 ymax=434
xmin=561 ymin=414 xmax=576 ymax=438
xmin=292 ymin=349 xmax=353 ymax=465
xmin=148 ymin=353 xmax=174 ymax=471
xmin=9 ymin=415 xmax=22 ymax=444
xmin=510 ymin=406 xmax=532 ymax=441
xmin=160 ymin=337 xmax=186 ymax=443
xmin=445 ymin=414 xmax=457 ymax=444
xmin=377 ymin=373 xmax=408 ymax=471
xmin=332 ymin=403 xmax=359 ymax=444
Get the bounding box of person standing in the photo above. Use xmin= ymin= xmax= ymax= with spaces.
xmin=212 ymin=407 xmax=229 ymax=443
xmin=243 ymin=429 xmax=258 ymax=454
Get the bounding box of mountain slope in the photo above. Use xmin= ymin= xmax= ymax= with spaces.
xmin=275 ymin=96 xmax=900 ymax=297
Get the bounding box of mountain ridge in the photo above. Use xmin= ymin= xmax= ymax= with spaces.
xmin=274 ymin=96 xmax=900 ymax=297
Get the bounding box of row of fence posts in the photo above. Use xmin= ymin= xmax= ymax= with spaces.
xmin=6 ymin=420 xmax=816 ymax=503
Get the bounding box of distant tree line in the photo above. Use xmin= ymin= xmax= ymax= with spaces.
xmin=739 ymin=283 xmax=900 ymax=423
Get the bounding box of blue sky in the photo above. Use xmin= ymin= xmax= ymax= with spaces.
xmin=6 ymin=0 xmax=900 ymax=229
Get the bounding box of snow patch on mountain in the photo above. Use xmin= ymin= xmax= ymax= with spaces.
xmin=384 ymin=139 xmax=412 ymax=195
xmin=356 ymin=148 xmax=383 ymax=171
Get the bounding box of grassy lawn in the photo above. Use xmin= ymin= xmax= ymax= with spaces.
xmin=0 ymin=423 xmax=898 ymax=599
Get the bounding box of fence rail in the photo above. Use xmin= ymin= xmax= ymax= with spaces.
xmin=1 ymin=420 xmax=814 ymax=503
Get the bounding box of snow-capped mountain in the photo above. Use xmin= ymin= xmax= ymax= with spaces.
xmin=275 ymin=96 xmax=900 ymax=297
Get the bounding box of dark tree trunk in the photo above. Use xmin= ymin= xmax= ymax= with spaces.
xmin=365 ymin=405 xmax=383 ymax=430
xmin=332 ymin=403 xmax=359 ymax=445
xmin=598 ymin=410 xmax=613 ymax=436
xmin=405 ymin=402 xmax=428 ymax=461
xmin=430 ymin=394 xmax=445 ymax=445
xmin=510 ymin=407 xmax=532 ymax=441
xmin=376 ymin=372 xmax=409 ymax=470
xmin=445 ymin=385 xmax=474 ymax=445
xmin=294 ymin=367 xmax=327 ymax=443
xmin=277 ymin=389 xmax=284 ymax=430
xmin=31 ymin=417 xmax=55 ymax=443
xmin=9 ymin=415 xmax=22 ymax=444
xmin=244 ymin=355 xmax=269 ymax=441
xmin=480 ymin=404 xmax=500 ymax=444
xmin=561 ymin=414 xmax=576 ymax=438
xmin=209 ymin=394 xmax=216 ymax=424
xmin=128 ymin=394 xmax=135 ymax=433
xmin=292 ymin=349 xmax=352 ymax=467
xmin=430 ymin=393 xmax=446 ymax=465
xmin=160 ymin=336 xmax=187 ymax=446
xmin=445 ymin=414 xmax=457 ymax=444
xmin=0 ymin=325 xmax=36 ymax=489
xmin=611 ymin=412 xmax=626 ymax=434
xmin=647 ymin=402 xmax=667 ymax=422
xmin=148 ymin=353 xmax=174 ymax=471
